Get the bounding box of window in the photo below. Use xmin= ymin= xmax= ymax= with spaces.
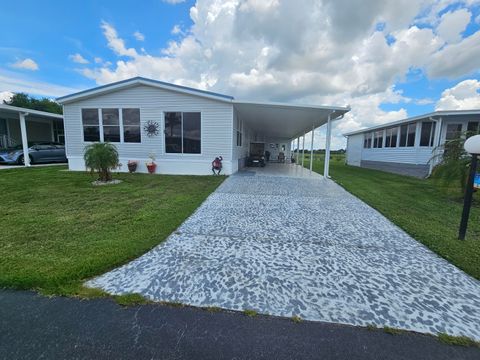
xmin=446 ymin=124 xmax=462 ymax=141
xmin=235 ymin=116 xmax=242 ymax=147
xmin=165 ymin=112 xmax=201 ymax=154
xmin=373 ymin=130 xmax=383 ymax=148
xmin=385 ymin=127 xmax=398 ymax=148
xmin=420 ymin=121 xmax=436 ymax=147
xmin=467 ymin=121 xmax=479 ymax=137
xmin=82 ymin=109 xmax=100 ymax=142
xmin=399 ymin=123 xmax=416 ymax=147
xmin=82 ymin=108 xmax=141 ymax=143
xmin=122 ymin=108 xmax=141 ymax=143
xmin=102 ymin=108 xmax=120 ymax=142
xmin=363 ymin=133 xmax=372 ymax=148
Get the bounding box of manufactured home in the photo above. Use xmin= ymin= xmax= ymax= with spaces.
xmin=57 ymin=77 xmax=349 ymax=175
xmin=344 ymin=110 xmax=480 ymax=178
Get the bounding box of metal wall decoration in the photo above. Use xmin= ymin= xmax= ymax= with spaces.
xmin=144 ymin=120 xmax=160 ymax=137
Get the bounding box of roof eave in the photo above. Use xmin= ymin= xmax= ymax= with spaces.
xmin=57 ymin=77 xmax=234 ymax=104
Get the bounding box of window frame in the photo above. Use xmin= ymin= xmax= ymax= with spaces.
xmin=445 ymin=123 xmax=463 ymax=141
xmin=419 ymin=121 xmax=437 ymax=148
xmin=80 ymin=107 xmax=142 ymax=144
xmin=363 ymin=132 xmax=372 ymax=149
xmin=163 ymin=111 xmax=202 ymax=155
xmin=399 ymin=123 xmax=417 ymax=147
xmin=385 ymin=127 xmax=398 ymax=148
xmin=373 ymin=130 xmax=384 ymax=148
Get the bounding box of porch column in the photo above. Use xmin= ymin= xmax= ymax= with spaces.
xmin=310 ymin=125 xmax=314 ymax=174
xmin=429 ymin=117 xmax=443 ymax=176
xmin=301 ymin=132 xmax=305 ymax=167
xmin=296 ymin=137 xmax=300 ymax=164
xmin=19 ymin=112 xmax=30 ymax=167
xmin=323 ymin=114 xmax=332 ymax=178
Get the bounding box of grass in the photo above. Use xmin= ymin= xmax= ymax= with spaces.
xmin=438 ymin=333 xmax=480 ymax=348
xmin=0 ymin=166 xmax=224 ymax=295
xmin=243 ymin=309 xmax=258 ymax=317
xmin=301 ymin=153 xmax=480 ymax=280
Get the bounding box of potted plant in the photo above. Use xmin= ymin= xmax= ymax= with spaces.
xmin=146 ymin=152 xmax=157 ymax=174
xmin=127 ymin=160 xmax=138 ymax=173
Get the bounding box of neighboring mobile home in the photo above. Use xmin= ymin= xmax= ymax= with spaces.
xmin=57 ymin=77 xmax=349 ymax=175
xmin=344 ymin=110 xmax=480 ymax=178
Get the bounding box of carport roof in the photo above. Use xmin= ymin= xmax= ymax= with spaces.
xmin=0 ymin=104 xmax=63 ymax=119
xmin=233 ymin=101 xmax=349 ymax=139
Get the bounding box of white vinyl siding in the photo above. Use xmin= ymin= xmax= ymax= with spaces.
xmin=63 ymin=84 xmax=234 ymax=174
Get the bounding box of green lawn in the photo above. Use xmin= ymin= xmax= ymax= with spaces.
xmin=0 ymin=166 xmax=224 ymax=295
xmin=302 ymin=153 xmax=480 ymax=280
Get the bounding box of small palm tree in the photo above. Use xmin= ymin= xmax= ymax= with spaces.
xmin=84 ymin=143 xmax=119 ymax=182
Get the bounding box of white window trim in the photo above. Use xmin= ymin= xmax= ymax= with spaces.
xmin=80 ymin=107 xmax=142 ymax=144
xmin=419 ymin=121 xmax=436 ymax=148
xmin=163 ymin=110 xmax=203 ymax=156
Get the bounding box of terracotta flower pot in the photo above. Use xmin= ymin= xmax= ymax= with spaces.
xmin=146 ymin=163 xmax=157 ymax=174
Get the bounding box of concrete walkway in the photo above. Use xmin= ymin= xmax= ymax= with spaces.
xmin=87 ymin=164 xmax=480 ymax=340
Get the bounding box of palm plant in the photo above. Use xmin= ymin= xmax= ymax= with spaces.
xmin=83 ymin=142 xmax=119 ymax=182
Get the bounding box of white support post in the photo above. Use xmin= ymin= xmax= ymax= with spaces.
xmin=296 ymin=137 xmax=300 ymax=165
xmin=310 ymin=125 xmax=314 ymax=174
xmin=323 ymin=114 xmax=332 ymax=178
xmin=302 ymin=132 xmax=305 ymax=167
xmin=19 ymin=112 xmax=30 ymax=167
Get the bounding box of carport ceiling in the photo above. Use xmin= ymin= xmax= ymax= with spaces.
xmin=233 ymin=101 xmax=350 ymax=139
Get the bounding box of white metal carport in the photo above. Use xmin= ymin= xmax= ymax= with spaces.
xmin=232 ymin=101 xmax=350 ymax=177
xmin=0 ymin=104 xmax=64 ymax=167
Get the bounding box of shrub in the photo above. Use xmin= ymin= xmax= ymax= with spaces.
xmin=84 ymin=142 xmax=119 ymax=182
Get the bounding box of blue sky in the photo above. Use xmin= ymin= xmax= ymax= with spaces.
xmin=1 ymin=0 xmax=480 ymax=148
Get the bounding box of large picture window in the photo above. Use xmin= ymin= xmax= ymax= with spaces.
xmin=399 ymin=123 xmax=416 ymax=147
xmin=82 ymin=108 xmax=141 ymax=143
xmin=82 ymin=109 xmax=100 ymax=142
xmin=122 ymin=108 xmax=141 ymax=143
xmin=165 ymin=112 xmax=201 ymax=154
xmin=446 ymin=124 xmax=462 ymax=141
xmin=385 ymin=127 xmax=398 ymax=148
xmin=420 ymin=121 xmax=436 ymax=147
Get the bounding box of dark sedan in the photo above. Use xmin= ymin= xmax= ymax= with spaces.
xmin=0 ymin=142 xmax=67 ymax=165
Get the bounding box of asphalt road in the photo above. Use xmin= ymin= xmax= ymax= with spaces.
xmin=0 ymin=290 xmax=478 ymax=360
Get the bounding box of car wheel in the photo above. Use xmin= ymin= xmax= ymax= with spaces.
xmin=17 ymin=155 xmax=33 ymax=165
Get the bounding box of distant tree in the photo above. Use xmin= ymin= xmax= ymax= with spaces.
xmin=3 ymin=92 xmax=62 ymax=114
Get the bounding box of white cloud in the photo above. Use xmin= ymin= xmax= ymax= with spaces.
xmin=79 ymin=1 xmax=480 ymax=149
xmin=69 ymin=53 xmax=89 ymax=64
xmin=436 ymin=8 xmax=471 ymax=43
xmin=133 ymin=31 xmax=145 ymax=41
xmin=11 ymin=58 xmax=39 ymax=71
xmin=94 ymin=57 xmax=103 ymax=64
xmin=0 ymin=91 xmax=13 ymax=103
xmin=101 ymin=21 xmax=138 ymax=57
xmin=436 ymin=79 xmax=480 ymax=110
xmin=0 ymin=69 xmax=79 ymax=98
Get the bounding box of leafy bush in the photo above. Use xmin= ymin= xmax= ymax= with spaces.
xmin=83 ymin=143 xmax=119 ymax=182
xmin=431 ymin=132 xmax=475 ymax=192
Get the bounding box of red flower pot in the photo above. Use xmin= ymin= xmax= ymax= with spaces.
xmin=146 ymin=163 xmax=157 ymax=174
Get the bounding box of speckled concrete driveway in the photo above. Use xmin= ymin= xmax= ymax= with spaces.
xmin=87 ymin=164 xmax=480 ymax=340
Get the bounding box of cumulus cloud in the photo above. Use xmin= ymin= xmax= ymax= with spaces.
xmin=69 ymin=53 xmax=89 ymax=64
xmin=78 ymin=1 xmax=480 ymax=148
xmin=11 ymin=58 xmax=39 ymax=71
xmin=0 ymin=91 xmax=13 ymax=103
xmin=436 ymin=79 xmax=480 ymax=110
xmin=133 ymin=31 xmax=145 ymax=41
xmin=436 ymin=8 xmax=471 ymax=43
